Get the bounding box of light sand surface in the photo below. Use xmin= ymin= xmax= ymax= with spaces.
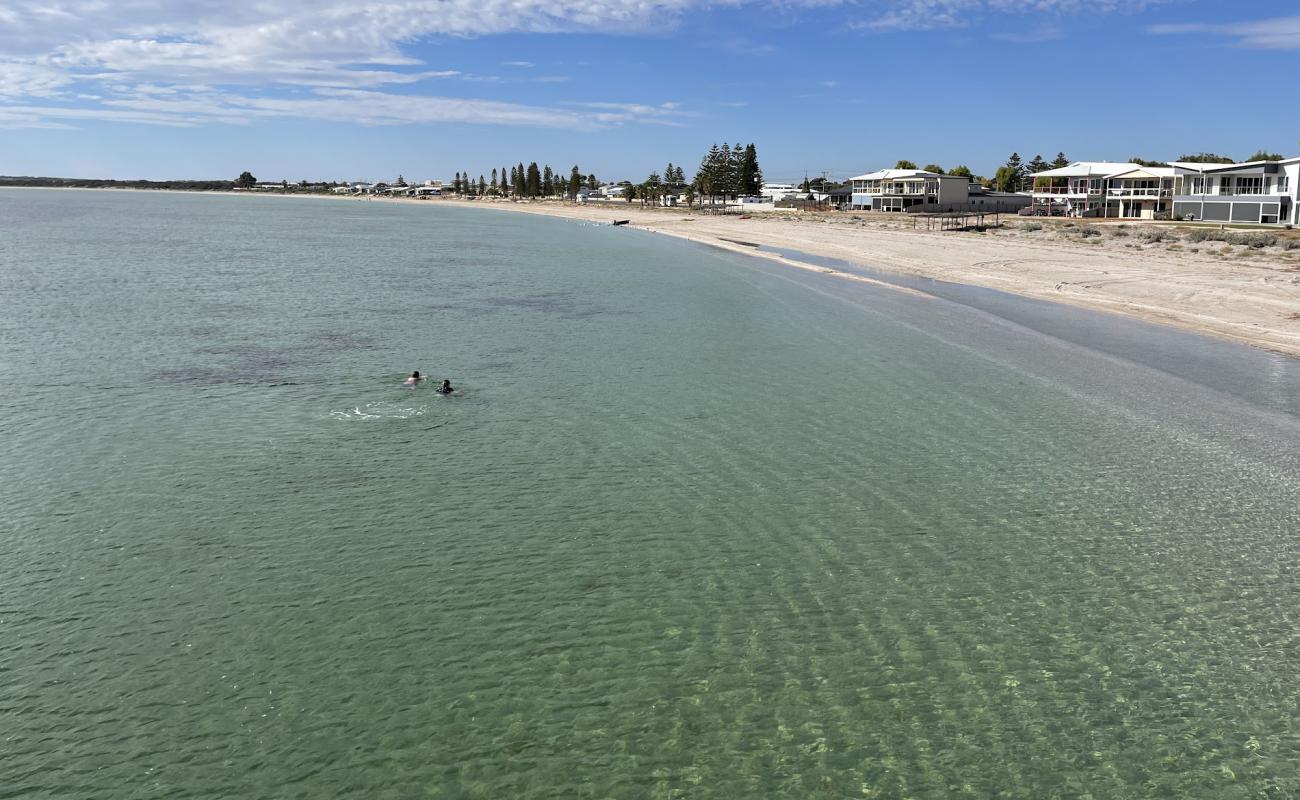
xmin=433 ymin=198 xmax=1300 ymax=358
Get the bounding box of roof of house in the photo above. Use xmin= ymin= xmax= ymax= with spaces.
xmin=1169 ymin=157 xmax=1300 ymax=173
xmin=1028 ymin=161 xmax=1140 ymax=178
xmin=848 ymin=169 xmax=962 ymax=181
xmin=1105 ymin=166 xmax=1176 ymax=180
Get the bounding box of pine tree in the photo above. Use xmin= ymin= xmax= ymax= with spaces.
xmin=739 ymin=144 xmax=762 ymax=195
xmin=515 ymin=162 xmax=526 ymax=196
xmin=525 ymin=162 xmax=541 ymax=197
xmin=1051 ymin=151 xmax=1070 ymax=169
xmin=478 ymin=175 xmax=486 ymax=196
xmin=569 ymin=165 xmax=582 ymax=199
xmin=490 ymin=168 xmax=498 ymax=195
xmin=1027 ymin=154 xmax=1048 ymax=176
xmin=586 ymin=174 xmax=598 ymax=191
xmin=542 ymin=165 xmax=554 ymax=197
xmin=501 ymin=166 xmax=509 ymax=195
xmin=694 ymin=144 xmax=722 ymax=203
xmin=1003 ymin=153 xmax=1025 ymax=192
xmin=453 ymin=172 xmax=461 ymax=193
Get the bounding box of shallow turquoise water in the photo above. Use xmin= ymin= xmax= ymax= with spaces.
xmin=2 ymin=188 xmax=1299 ymax=798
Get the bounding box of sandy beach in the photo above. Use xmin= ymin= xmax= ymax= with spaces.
xmin=415 ymin=196 xmax=1300 ymax=358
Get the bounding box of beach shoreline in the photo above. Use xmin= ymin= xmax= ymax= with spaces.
xmin=440 ymin=197 xmax=1300 ymax=359
xmin=10 ymin=185 xmax=1300 ymax=356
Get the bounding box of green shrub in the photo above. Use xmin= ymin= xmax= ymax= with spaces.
xmin=1110 ymin=228 xmax=1129 ymax=237
xmin=1187 ymin=228 xmax=1230 ymax=243
xmin=1022 ymin=222 xmax=1042 ymax=232
xmin=1231 ymin=232 xmax=1278 ymax=249
xmin=1078 ymin=227 xmax=1102 ymax=237
xmin=1141 ymin=229 xmax=1169 ymax=242
xmin=1284 ymin=240 xmax=1300 ymax=251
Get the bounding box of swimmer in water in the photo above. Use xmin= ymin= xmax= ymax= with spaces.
xmin=403 ymin=370 xmax=422 ymax=386
xmin=436 ymin=379 xmax=454 ymax=394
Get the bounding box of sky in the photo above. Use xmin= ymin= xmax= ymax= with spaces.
xmin=1 ymin=0 xmax=1297 ymax=184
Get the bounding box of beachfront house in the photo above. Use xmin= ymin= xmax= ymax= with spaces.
xmin=1028 ymin=162 xmax=1136 ymax=217
xmin=848 ymin=169 xmax=972 ymax=211
xmin=1103 ymin=166 xmax=1175 ymax=219
xmin=761 ymin=183 xmax=799 ymax=202
xmin=1171 ymin=158 xmax=1300 ymax=225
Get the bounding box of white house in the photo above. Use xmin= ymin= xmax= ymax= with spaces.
xmin=1102 ymin=166 xmax=1175 ymax=219
xmin=1027 ymin=162 xmax=1137 ymax=217
xmin=849 ymin=169 xmax=977 ymax=211
xmin=761 ymin=183 xmax=799 ymax=202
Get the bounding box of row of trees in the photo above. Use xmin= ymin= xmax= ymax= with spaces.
xmin=450 ymin=164 xmax=600 ymax=198
xmin=693 ymin=143 xmax=762 ymax=201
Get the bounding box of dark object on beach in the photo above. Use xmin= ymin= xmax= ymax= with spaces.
xmin=612 ymin=219 xmax=631 ymax=226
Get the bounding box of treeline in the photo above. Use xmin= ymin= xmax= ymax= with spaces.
xmin=450 ymin=164 xmax=599 ymax=198
xmin=448 ymin=142 xmax=764 ymax=206
xmin=0 ymin=175 xmax=237 ymax=191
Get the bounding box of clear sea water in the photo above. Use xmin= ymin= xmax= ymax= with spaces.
xmin=2 ymin=188 xmax=1298 ymax=799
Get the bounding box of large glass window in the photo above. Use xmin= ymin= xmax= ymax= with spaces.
xmin=1236 ymin=176 xmax=1263 ymax=194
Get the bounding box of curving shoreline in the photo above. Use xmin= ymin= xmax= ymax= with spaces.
xmin=10 ymin=186 xmax=1300 ymax=357
xmin=433 ymin=197 xmax=1300 ymax=358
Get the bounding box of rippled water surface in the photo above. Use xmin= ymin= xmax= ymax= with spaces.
xmin=2 ymin=188 xmax=1299 ymax=799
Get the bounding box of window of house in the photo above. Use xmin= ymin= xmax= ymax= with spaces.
xmin=1280 ymin=176 xmax=1291 ymax=193
xmin=1237 ymin=176 xmax=1263 ymax=194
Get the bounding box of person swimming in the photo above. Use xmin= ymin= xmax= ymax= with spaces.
xmin=402 ymin=370 xmax=422 ymax=386
xmin=435 ymin=378 xmax=454 ymax=395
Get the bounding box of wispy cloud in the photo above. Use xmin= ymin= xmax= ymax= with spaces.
xmin=568 ymin=101 xmax=692 ymax=126
xmin=0 ymin=0 xmax=1174 ymax=131
xmin=1148 ymin=14 xmax=1300 ymax=49
xmin=989 ymin=24 xmax=1064 ymax=43
xmin=0 ymin=86 xmax=688 ymax=130
xmin=850 ymin=0 xmax=1167 ymax=33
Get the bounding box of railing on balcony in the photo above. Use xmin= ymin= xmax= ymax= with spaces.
xmin=1107 ymin=187 xmax=1171 ymax=198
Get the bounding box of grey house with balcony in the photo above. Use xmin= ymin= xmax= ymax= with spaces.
xmin=1171 ymin=158 xmax=1299 ymax=225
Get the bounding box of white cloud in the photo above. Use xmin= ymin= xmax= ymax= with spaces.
xmin=850 ymin=0 xmax=1166 ymax=32
xmin=1148 ymin=14 xmax=1300 ymax=49
xmin=0 ymin=0 xmax=1169 ymax=130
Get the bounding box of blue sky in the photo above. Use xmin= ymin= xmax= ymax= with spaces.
xmin=1 ymin=0 xmax=1297 ymax=183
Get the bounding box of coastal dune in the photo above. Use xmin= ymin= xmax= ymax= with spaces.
xmin=436 ymin=197 xmax=1300 ymax=358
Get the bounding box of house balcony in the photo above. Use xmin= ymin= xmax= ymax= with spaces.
xmin=1033 ymin=186 xmax=1103 ymax=196
xmin=1107 ymin=188 xmax=1172 ymax=198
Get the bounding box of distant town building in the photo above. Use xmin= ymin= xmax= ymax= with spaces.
xmin=761 ymin=183 xmax=799 ymax=202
